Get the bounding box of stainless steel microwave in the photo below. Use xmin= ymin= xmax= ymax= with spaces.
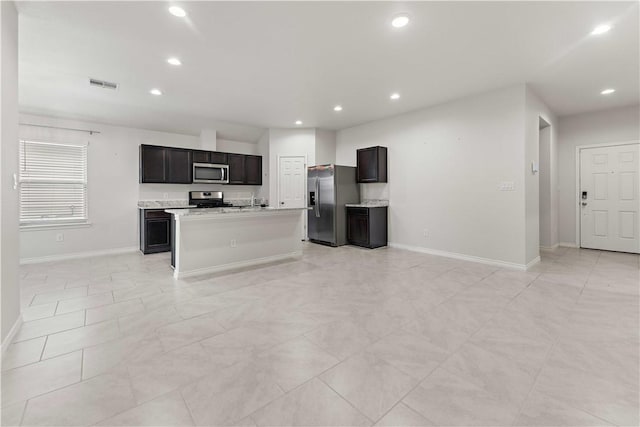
xmin=192 ymin=163 xmax=229 ymax=184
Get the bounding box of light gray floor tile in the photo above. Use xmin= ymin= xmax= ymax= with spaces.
xmin=514 ymin=390 xmax=614 ymax=426
xmin=1 ymin=400 xmax=26 ymax=427
xmin=374 ymin=402 xmax=434 ymax=426
xmin=250 ymin=378 xmax=370 ymax=426
xmin=30 ymin=286 xmax=88 ymax=306
xmin=86 ymin=298 xmax=146 ymax=324
xmin=403 ymin=368 xmax=520 ymax=426
xmin=156 ymin=313 xmax=226 ymax=352
xmin=320 ymin=352 xmax=419 ymax=421
xmin=1 ymin=351 xmax=82 ymax=406
xmin=20 ymin=302 xmax=57 ymax=322
xmin=95 ymin=390 xmax=195 ymax=426
xmin=55 ymin=291 xmax=114 ymax=315
xmin=257 ymin=337 xmax=339 ymax=392
xmin=13 ymin=311 xmax=85 ymax=342
xmin=42 ymin=319 xmax=121 ymax=359
xmin=22 ymin=372 xmax=136 ymax=426
xmin=1 ymin=336 xmax=46 ymax=371
xmin=181 ymin=360 xmax=283 ymax=426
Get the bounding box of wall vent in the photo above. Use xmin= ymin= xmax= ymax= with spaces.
xmin=89 ymin=78 xmax=118 ymax=90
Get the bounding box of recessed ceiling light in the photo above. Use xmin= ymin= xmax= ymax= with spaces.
xmin=591 ymin=24 xmax=611 ymax=35
xmin=150 ymin=88 xmax=163 ymax=96
xmin=390 ymin=93 xmax=400 ymax=100
xmin=168 ymin=6 xmax=186 ymax=18
xmin=167 ymin=57 xmax=182 ymax=66
xmin=392 ymin=14 xmax=410 ymax=28
xmin=333 ymin=105 xmax=343 ymax=112
xmin=601 ymin=88 xmax=616 ymax=95
xmin=295 ymin=120 xmax=303 ymax=125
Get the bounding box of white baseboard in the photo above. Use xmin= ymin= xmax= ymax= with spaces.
xmin=388 ymin=243 xmax=528 ymax=271
xmin=539 ymin=243 xmax=559 ymax=250
xmin=20 ymin=246 xmax=139 ymax=265
xmin=1 ymin=315 xmax=22 ymax=357
xmin=559 ymin=242 xmax=579 ymax=248
xmin=174 ymin=251 xmax=303 ymax=279
xmin=526 ymin=256 xmax=541 ymax=269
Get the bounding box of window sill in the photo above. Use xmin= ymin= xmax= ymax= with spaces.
xmin=20 ymin=222 xmax=92 ymax=231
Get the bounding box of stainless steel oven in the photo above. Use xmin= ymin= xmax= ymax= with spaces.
xmin=192 ymin=163 xmax=229 ymax=184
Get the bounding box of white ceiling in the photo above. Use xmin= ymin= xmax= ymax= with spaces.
xmin=17 ymin=1 xmax=639 ymax=141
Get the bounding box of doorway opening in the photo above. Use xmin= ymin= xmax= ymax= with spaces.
xmin=538 ymin=117 xmax=553 ymax=249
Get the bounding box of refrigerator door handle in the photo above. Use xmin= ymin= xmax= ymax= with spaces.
xmin=315 ymin=179 xmax=320 ymax=218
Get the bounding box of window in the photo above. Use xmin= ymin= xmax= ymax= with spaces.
xmin=19 ymin=140 xmax=88 ymax=226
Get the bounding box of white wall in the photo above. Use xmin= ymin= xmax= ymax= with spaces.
xmin=337 ymin=85 xmax=529 ymax=267
xmin=557 ymin=105 xmax=640 ymax=245
xmin=19 ymin=114 xmax=261 ymax=261
xmin=268 ymin=128 xmax=315 ymax=207
xmin=524 ymin=87 xmax=557 ymax=261
xmin=314 ymin=129 xmax=336 ymax=166
xmin=1 ymin=0 xmax=21 ymax=343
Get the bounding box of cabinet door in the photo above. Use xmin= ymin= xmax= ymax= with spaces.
xmin=347 ymin=210 xmax=369 ymax=246
xmin=166 ymin=148 xmax=192 ymax=183
xmin=356 ymin=147 xmax=378 ymax=183
xmin=192 ymin=150 xmax=210 ymax=163
xmin=140 ymin=145 xmax=167 ymax=183
xmin=245 ymin=155 xmax=262 ymax=185
xmin=228 ymin=154 xmax=246 ymax=184
xmin=146 ymin=219 xmax=171 ymax=250
xmin=210 ymin=152 xmax=228 ymax=165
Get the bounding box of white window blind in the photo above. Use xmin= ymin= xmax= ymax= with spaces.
xmin=19 ymin=140 xmax=88 ymax=225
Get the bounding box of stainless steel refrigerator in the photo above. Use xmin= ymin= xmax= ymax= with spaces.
xmin=307 ymin=165 xmax=360 ymax=246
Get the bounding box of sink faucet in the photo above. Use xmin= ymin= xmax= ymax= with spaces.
xmin=250 ymin=193 xmax=255 ymax=207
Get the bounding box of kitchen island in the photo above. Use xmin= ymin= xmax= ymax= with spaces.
xmin=165 ymin=206 xmax=306 ymax=279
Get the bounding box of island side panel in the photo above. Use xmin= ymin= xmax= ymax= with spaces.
xmin=173 ymin=210 xmax=303 ymax=278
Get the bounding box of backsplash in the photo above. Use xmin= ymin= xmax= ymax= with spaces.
xmin=360 ymin=182 xmax=389 ymax=202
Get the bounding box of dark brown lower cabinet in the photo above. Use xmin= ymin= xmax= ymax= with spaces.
xmin=140 ymin=209 xmax=172 ymax=254
xmin=346 ymin=206 xmax=388 ymax=249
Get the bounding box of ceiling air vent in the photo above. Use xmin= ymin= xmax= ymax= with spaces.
xmin=89 ymin=78 xmax=118 ymax=90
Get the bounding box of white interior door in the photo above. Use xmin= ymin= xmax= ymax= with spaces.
xmin=278 ymin=156 xmax=306 ymax=208
xmin=580 ymin=143 xmax=639 ymax=253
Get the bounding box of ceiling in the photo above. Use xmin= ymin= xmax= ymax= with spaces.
xmin=17 ymin=1 xmax=639 ymax=141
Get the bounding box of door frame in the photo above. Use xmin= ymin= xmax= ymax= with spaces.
xmin=574 ymin=140 xmax=640 ymax=248
xmin=276 ymin=154 xmax=308 ymax=239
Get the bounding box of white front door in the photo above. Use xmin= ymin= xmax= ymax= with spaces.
xmin=278 ymin=156 xmax=306 ymax=208
xmin=580 ymin=143 xmax=639 ymax=253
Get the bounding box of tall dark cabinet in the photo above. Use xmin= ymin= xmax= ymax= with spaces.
xmin=140 ymin=145 xmax=167 ymax=183
xmin=356 ymin=146 xmax=387 ymax=183
xmin=227 ymin=154 xmax=246 ymax=184
xmin=346 ymin=206 xmax=388 ymax=249
xmin=166 ymin=148 xmax=192 ymax=183
xmin=244 ymin=155 xmax=262 ymax=185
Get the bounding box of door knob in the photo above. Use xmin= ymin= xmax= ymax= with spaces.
xmin=581 ymin=202 xmax=587 ymax=206
xmin=280 ymin=201 xmax=284 ymax=205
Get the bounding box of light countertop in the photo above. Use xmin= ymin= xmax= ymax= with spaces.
xmin=138 ymin=200 xmax=195 ymax=209
xmin=165 ymin=206 xmax=309 ymax=216
xmin=345 ymin=200 xmax=389 ymax=208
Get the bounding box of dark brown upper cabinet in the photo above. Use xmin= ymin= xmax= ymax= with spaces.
xmin=192 ymin=150 xmax=228 ymax=165
xmin=140 ymin=144 xmax=261 ymax=185
xmin=191 ymin=150 xmax=210 ymax=163
xmin=210 ymin=152 xmax=228 ymax=164
xmin=166 ymin=148 xmax=192 ymax=184
xmin=227 ymin=154 xmax=246 ymax=184
xmin=244 ymin=155 xmax=262 ymax=185
xmin=140 ymin=145 xmax=167 ymax=183
xmin=356 ymin=146 xmax=387 ymax=183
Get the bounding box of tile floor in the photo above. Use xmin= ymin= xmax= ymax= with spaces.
xmin=1 ymin=243 xmax=638 ymax=426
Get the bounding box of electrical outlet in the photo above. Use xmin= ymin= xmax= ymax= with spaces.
xmin=423 ymin=229 xmax=428 ymax=238
xmin=56 ymin=233 xmax=64 ymax=242
xmin=230 ymin=239 xmax=237 ymax=248
xmin=498 ymin=181 xmax=515 ymax=191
